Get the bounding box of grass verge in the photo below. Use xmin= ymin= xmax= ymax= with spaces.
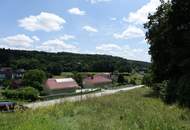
xmin=0 ymin=87 xmax=190 ymax=130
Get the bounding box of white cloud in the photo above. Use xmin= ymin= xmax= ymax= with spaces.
xmin=0 ymin=34 xmax=34 ymax=49
xmin=59 ymin=34 xmax=75 ymax=41
xmin=68 ymin=8 xmax=86 ymax=15
xmin=18 ymin=12 xmax=66 ymax=32
xmin=87 ymin=0 xmax=111 ymax=4
xmin=38 ymin=38 xmax=79 ymax=53
xmin=126 ymin=0 xmax=162 ymax=25
xmin=0 ymin=34 xmax=79 ymax=53
xmin=113 ymin=25 xmax=144 ymax=39
xmin=122 ymin=17 xmax=128 ymax=22
xmin=96 ymin=43 xmax=150 ymax=62
xmin=83 ymin=25 xmax=98 ymax=32
xmin=32 ymin=36 xmax=40 ymax=41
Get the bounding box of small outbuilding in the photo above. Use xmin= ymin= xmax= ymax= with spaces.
xmin=45 ymin=78 xmax=80 ymax=94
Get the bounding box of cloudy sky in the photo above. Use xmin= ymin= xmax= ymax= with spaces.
xmin=0 ymin=0 xmax=163 ymax=62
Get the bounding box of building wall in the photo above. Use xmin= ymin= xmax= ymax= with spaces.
xmin=0 ymin=74 xmax=6 ymax=81
xmin=44 ymin=86 xmax=77 ymax=95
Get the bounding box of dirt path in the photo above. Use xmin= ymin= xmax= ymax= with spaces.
xmin=24 ymin=85 xmax=144 ymax=109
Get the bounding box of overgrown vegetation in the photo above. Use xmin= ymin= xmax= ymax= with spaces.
xmin=0 ymin=88 xmax=190 ymax=130
xmin=145 ymin=0 xmax=190 ymax=107
xmin=2 ymin=87 xmax=39 ymax=101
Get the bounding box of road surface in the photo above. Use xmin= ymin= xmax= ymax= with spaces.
xmin=24 ymin=85 xmax=144 ymax=109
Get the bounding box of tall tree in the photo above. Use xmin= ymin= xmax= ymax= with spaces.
xmin=145 ymin=0 xmax=190 ymax=106
xmin=168 ymin=0 xmax=190 ymax=106
xmin=145 ymin=1 xmax=172 ymax=83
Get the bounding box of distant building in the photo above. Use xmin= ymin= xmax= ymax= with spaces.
xmin=0 ymin=67 xmax=13 ymax=80
xmin=0 ymin=68 xmax=25 ymax=81
xmin=95 ymin=73 xmax=111 ymax=79
xmin=13 ymin=69 xmax=25 ymax=79
xmin=83 ymin=75 xmax=112 ymax=88
xmin=0 ymin=72 xmax=6 ymax=81
xmin=45 ymin=78 xmax=80 ymax=94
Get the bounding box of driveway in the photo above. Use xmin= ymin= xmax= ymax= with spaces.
xmin=24 ymin=85 xmax=144 ymax=109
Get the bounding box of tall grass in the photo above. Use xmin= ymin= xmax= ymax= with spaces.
xmin=0 ymin=88 xmax=190 ymax=130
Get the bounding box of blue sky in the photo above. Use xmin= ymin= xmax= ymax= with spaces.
xmin=0 ymin=0 xmax=163 ymax=62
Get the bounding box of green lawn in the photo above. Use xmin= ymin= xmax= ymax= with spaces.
xmin=0 ymin=88 xmax=190 ymax=130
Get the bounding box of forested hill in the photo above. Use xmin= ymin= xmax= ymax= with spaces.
xmin=0 ymin=48 xmax=150 ymax=74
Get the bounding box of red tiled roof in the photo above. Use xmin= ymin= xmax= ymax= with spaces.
xmin=46 ymin=78 xmax=80 ymax=90
xmin=83 ymin=75 xmax=112 ymax=85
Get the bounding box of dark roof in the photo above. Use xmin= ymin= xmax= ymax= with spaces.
xmin=0 ymin=67 xmax=12 ymax=72
xmin=0 ymin=102 xmax=16 ymax=107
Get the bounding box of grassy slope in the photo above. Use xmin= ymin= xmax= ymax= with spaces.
xmin=1 ymin=88 xmax=190 ymax=130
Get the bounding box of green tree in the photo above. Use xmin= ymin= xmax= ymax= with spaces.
xmin=118 ymin=74 xmax=125 ymax=84
xmin=145 ymin=0 xmax=190 ymax=106
xmin=168 ymin=0 xmax=190 ymax=106
xmin=72 ymin=72 xmax=83 ymax=88
xmin=23 ymin=69 xmax=46 ymax=91
xmin=145 ymin=1 xmax=172 ymax=83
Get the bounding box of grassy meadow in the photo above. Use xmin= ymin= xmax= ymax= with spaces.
xmin=0 ymin=88 xmax=190 ymax=130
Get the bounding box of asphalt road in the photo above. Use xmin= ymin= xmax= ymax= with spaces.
xmin=24 ymin=85 xmax=144 ymax=109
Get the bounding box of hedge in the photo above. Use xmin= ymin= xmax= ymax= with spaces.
xmin=2 ymin=87 xmax=39 ymax=101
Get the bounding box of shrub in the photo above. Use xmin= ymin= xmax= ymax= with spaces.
xmin=130 ymin=78 xmax=137 ymax=85
xmin=2 ymin=87 xmax=39 ymax=101
xmin=151 ymin=80 xmax=168 ymax=99
xmin=2 ymin=80 xmax=11 ymax=88
xmin=117 ymin=74 xmax=125 ymax=84
xmin=142 ymin=73 xmax=153 ymax=87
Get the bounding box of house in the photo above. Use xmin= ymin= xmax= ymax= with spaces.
xmin=13 ymin=69 xmax=25 ymax=79
xmin=0 ymin=72 xmax=6 ymax=81
xmin=83 ymin=75 xmax=112 ymax=88
xmin=0 ymin=67 xmax=13 ymax=80
xmin=45 ymin=78 xmax=80 ymax=94
xmin=0 ymin=68 xmax=25 ymax=81
xmin=95 ymin=73 xmax=111 ymax=79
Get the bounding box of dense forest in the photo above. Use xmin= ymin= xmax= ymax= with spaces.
xmin=0 ymin=48 xmax=150 ymax=75
xmin=145 ymin=0 xmax=190 ymax=107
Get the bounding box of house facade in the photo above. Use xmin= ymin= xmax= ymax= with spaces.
xmin=0 ymin=67 xmax=25 ymax=81
xmin=45 ymin=78 xmax=80 ymax=95
xmin=0 ymin=67 xmax=13 ymax=80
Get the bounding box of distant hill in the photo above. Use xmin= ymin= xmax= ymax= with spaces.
xmin=0 ymin=48 xmax=150 ymax=75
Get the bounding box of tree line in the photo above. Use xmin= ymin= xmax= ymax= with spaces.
xmin=145 ymin=0 xmax=190 ymax=107
xmin=0 ymin=48 xmax=149 ymax=75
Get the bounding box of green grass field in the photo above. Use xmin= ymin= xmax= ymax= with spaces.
xmin=0 ymin=88 xmax=190 ymax=130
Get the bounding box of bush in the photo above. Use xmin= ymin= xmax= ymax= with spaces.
xmin=142 ymin=73 xmax=153 ymax=87
xmin=2 ymin=80 xmax=11 ymax=88
xmin=2 ymin=87 xmax=39 ymax=101
xmin=151 ymin=80 xmax=168 ymax=99
xmin=130 ymin=78 xmax=137 ymax=85
xmin=117 ymin=74 xmax=125 ymax=84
